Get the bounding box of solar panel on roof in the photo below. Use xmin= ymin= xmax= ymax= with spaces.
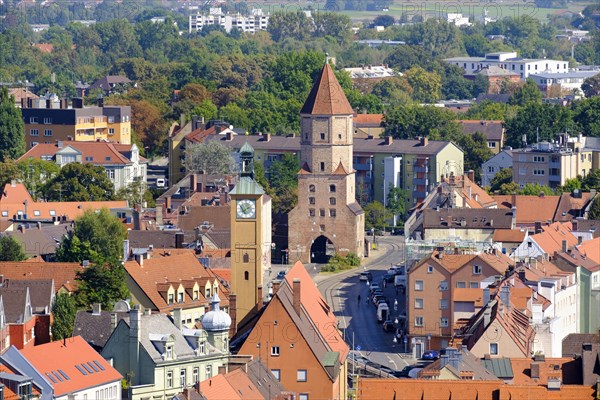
xmin=75 ymin=365 xmax=88 ymax=376
xmin=81 ymin=364 xmax=93 ymax=374
xmin=87 ymin=362 xmax=99 ymax=372
xmin=45 ymin=373 xmax=57 ymax=383
xmin=52 ymin=372 xmax=64 ymax=382
xmin=93 ymin=361 xmax=105 ymax=371
xmin=58 ymin=370 xmax=70 ymax=381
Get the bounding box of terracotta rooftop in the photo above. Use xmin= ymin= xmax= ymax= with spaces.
xmin=576 ymin=237 xmax=600 ymax=264
xmin=494 ymin=195 xmax=561 ymax=226
xmin=531 ymin=221 xmax=578 ymax=255
xmin=493 ymin=229 xmax=526 ymax=243
xmin=0 ymin=261 xmax=82 ymax=293
xmin=509 ymin=357 xmax=581 ymax=385
xmin=422 ymin=208 xmax=514 ymax=229
xmin=18 ymin=336 xmax=122 ymax=396
xmin=0 ymin=182 xmax=127 ymax=221
xmin=453 ymin=288 xmax=484 ymax=307
xmin=353 ymin=113 xmax=383 ymax=126
xmin=300 ymin=63 xmax=354 ymax=115
xmin=422 ymin=250 xmax=513 ymax=275
xmin=19 ymin=141 xmax=145 ymax=166
xmin=123 ymin=251 xmax=229 ymax=313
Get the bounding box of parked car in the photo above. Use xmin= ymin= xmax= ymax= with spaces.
xmin=370 ymin=282 xmax=380 ymax=293
xmin=377 ymin=303 xmax=389 ymax=322
xmin=359 ymin=271 xmax=373 ymax=282
xmin=421 ymin=350 xmax=440 ymax=360
xmin=383 ymin=320 xmax=395 ymax=332
xmin=398 ymin=365 xmax=418 ymax=377
xmin=383 ymin=272 xmax=395 ymax=283
xmin=276 ymin=271 xmax=286 ymax=280
xmin=373 ymin=295 xmax=388 ymax=305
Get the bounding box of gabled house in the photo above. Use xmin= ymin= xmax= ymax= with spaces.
xmin=0 ymin=182 xmax=127 ymax=228
xmin=407 ymin=249 xmax=513 ymax=353
xmin=494 ymin=194 xmax=561 ymax=229
xmin=1 ymin=336 xmax=122 ymax=400
xmin=123 ymin=251 xmax=234 ymax=333
xmin=101 ymin=307 xmax=228 ymax=400
xmin=512 ymin=221 xmax=578 ymax=260
xmin=19 ymin=141 xmax=147 ymax=192
xmin=458 ymin=120 xmax=505 ymax=154
xmin=73 ymin=302 xmax=130 ymax=352
xmin=482 ymin=147 xmax=512 ymax=187
xmin=0 ymin=279 xmax=55 ymax=350
xmin=418 ymin=346 xmax=499 ymax=380
xmin=462 ymin=284 xmax=535 ymax=358
xmin=236 ymin=262 xmax=349 ymax=400
xmin=0 ymin=261 xmax=82 ymax=294
xmin=421 ymin=207 xmax=515 ymax=242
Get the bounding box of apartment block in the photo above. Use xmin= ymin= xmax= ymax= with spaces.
xmin=445 ymin=52 xmax=569 ymax=80
xmin=189 ymin=8 xmax=268 ymax=33
xmin=407 ymin=249 xmax=513 ymax=355
xmin=21 ymin=97 xmax=131 ymax=149
xmin=512 ymin=141 xmax=593 ymax=188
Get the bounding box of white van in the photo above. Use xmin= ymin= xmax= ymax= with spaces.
xmin=377 ymin=303 xmax=389 ymax=323
xmin=394 ymin=275 xmax=406 ymax=288
xmin=156 ymin=178 xmax=166 ymax=188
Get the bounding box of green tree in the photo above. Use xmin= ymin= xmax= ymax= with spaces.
xmin=0 ymin=87 xmax=25 ymax=162
xmin=560 ymin=177 xmax=582 ymax=194
xmin=581 ymin=75 xmax=600 ymax=98
xmin=519 ymin=183 xmax=556 ymax=196
xmin=268 ymin=153 xmax=299 ymax=214
xmin=404 ymin=66 xmax=442 ymax=103
xmin=0 ymin=236 xmax=26 ymax=261
xmin=582 ymin=169 xmax=600 ymax=190
xmin=190 ymin=99 xmax=218 ymax=122
xmin=455 ymin=132 xmax=494 ymax=182
xmin=589 ymin=197 xmax=600 ymax=221
xmin=55 ymin=208 xmax=127 ymax=263
xmin=183 ymin=141 xmax=235 ymax=175
xmin=573 ymin=97 xmax=600 ymax=138
xmin=364 ymin=201 xmax=392 ymax=231
xmin=504 ymin=103 xmax=573 ymax=148
xmin=267 ymin=11 xmax=311 ymax=42
xmin=386 ymin=185 xmax=407 ymax=229
xmin=16 ymin=159 xmax=60 ymax=200
xmin=489 ymin=168 xmax=513 ymax=192
xmin=51 ymin=293 xmax=77 ymax=340
xmin=383 ymin=104 xmax=461 ymax=140
xmin=373 ymin=15 xmax=395 ymax=28
xmin=509 ymin=79 xmax=543 ymax=106
xmin=115 ymin=177 xmax=154 ymax=207
xmin=75 ymin=262 xmax=129 ymax=309
xmin=0 ymin=159 xmax=21 ymax=189
xmin=45 ymin=163 xmax=114 ymax=201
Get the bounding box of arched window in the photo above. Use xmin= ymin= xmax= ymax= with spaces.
xmin=309 ymin=184 xmax=316 ymax=193
xmin=329 ymin=185 xmax=336 ymax=192
xmin=329 ymin=197 xmax=336 ymax=205
xmin=244 ymin=271 xmax=249 ymax=280
xmin=243 ymin=253 xmax=250 ymax=263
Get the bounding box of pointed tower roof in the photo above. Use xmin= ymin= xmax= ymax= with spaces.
xmin=333 ymin=161 xmax=350 ymax=175
xmin=301 ymin=63 xmax=354 ymax=115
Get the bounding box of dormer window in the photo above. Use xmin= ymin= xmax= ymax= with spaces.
xmin=199 ymin=341 xmax=205 ymax=355
xmin=205 ymin=288 xmax=211 ymax=298
xmin=166 ymin=345 xmax=173 ymax=359
xmin=168 ymin=294 xmax=174 ymax=304
xmin=177 ymin=292 xmax=184 ymax=303
xmin=193 ymin=290 xmax=199 ymax=300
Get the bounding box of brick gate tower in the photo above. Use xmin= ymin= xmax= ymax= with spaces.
xmin=288 ymin=63 xmax=364 ymax=264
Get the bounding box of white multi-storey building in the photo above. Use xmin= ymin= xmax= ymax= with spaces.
xmin=445 ymin=52 xmax=569 ymax=80
xmin=189 ymin=8 xmax=268 ymax=34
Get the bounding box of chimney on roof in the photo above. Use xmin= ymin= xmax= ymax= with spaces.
xmin=175 ymin=232 xmax=184 ymax=249
xmin=531 ymin=361 xmax=541 ymax=379
xmin=156 ymin=205 xmax=163 ymax=225
xmin=561 ymin=240 xmax=567 ymax=253
xmin=467 ymin=185 xmax=472 ymax=200
xmin=535 ymin=221 xmax=543 ymax=234
xmin=111 ymin=312 xmax=118 ymax=330
xmin=384 ymin=136 xmax=393 ymax=145
xmin=572 ymin=220 xmax=578 ymax=232
xmin=92 ymin=303 xmax=101 ymax=316
xmin=293 ymin=278 xmax=301 ymax=315
xmin=483 ymin=307 xmax=492 ymax=327
xmin=483 ymin=287 xmax=491 ymax=305
xmin=129 ymin=305 xmax=141 ymax=382
xmin=578 ymin=236 xmax=583 ymax=245
xmin=467 ymin=170 xmax=475 ymax=182
xmin=420 ymin=136 xmax=428 ymax=147
xmin=228 ymin=293 xmax=237 ymax=338
xmin=499 ymin=285 xmax=510 ymax=310
xmin=218 ymin=365 xmax=226 ymax=375
xmin=18 ymin=224 xmax=26 ymax=233
xmin=173 ymin=308 xmax=182 ymax=330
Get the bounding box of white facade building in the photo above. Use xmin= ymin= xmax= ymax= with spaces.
xmin=383 ymin=156 xmax=402 ymax=226
xmin=482 ymin=148 xmax=513 ymax=188
xmin=189 ymin=8 xmax=268 ymax=34
xmin=445 ymin=52 xmax=569 ymax=80
xmin=529 ymin=71 xmax=600 ymax=96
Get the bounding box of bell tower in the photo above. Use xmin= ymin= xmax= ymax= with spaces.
xmin=288 ymin=63 xmax=365 ymax=264
xmin=230 ymin=143 xmax=271 ymax=328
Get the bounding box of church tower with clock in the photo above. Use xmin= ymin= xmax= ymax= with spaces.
xmin=229 ymin=143 xmax=272 ymax=328
xmin=288 ymin=62 xmax=365 ymax=263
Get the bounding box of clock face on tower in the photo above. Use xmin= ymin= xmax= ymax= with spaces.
xmin=236 ymin=199 xmax=256 ymax=219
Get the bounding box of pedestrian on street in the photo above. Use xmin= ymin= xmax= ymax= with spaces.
xmin=358 ymin=294 xmax=361 ymax=305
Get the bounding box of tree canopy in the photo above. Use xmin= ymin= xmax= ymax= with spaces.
xmin=183 ymin=141 xmax=235 ymax=175
xmin=45 ymin=163 xmax=115 ymax=202
xmin=0 ymin=236 xmax=26 ymax=261
xmin=0 ymin=87 xmax=25 ymax=162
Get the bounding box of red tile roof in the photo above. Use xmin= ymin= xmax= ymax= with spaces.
xmin=19 ymin=141 xmax=141 ymax=166
xmin=576 ymin=237 xmax=600 ymax=264
xmin=33 ymin=43 xmax=54 ymax=53
xmin=353 ymin=113 xmax=383 ymax=126
xmin=123 ymin=251 xmax=229 ymax=312
xmin=300 ymin=64 xmax=354 ymax=115
xmin=284 ymin=262 xmax=349 ymax=362
xmin=19 ymin=336 xmax=122 ymax=396
xmin=0 ymin=261 xmax=82 ymax=293
xmin=494 ymin=195 xmax=561 ymax=225
xmin=199 ymin=368 xmax=263 ymax=400
xmin=531 ymin=221 xmax=578 ymax=255
xmin=0 ymin=183 xmax=127 ymax=221
xmin=493 ymin=229 xmax=526 ymax=243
